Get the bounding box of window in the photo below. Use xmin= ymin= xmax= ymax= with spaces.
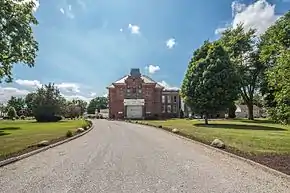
xmin=173 ymin=105 xmax=177 ymax=113
xmin=133 ymin=88 xmax=136 ymax=93
xmin=138 ymin=89 xmax=142 ymax=93
xmin=173 ymin=96 xmax=177 ymax=103
xmin=162 ymin=95 xmax=165 ymax=103
xmin=162 ymin=105 xmax=166 ymax=113
xmin=127 ymin=89 xmax=130 ymax=93
xmin=167 ymin=105 xmax=171 ymax=113
xmin=167 ymin=96 xmax=171 ymax=103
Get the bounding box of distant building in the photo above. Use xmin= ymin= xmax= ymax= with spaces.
xmin=106 ymin=68 xmax=182 ymax=119
xmin=235 ymin=104 xmax=263 ymax=118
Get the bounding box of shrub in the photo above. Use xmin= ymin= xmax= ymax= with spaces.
xmin=99 ymin=114 xmax=103 ymax=119
xmin=20 ymin=115 xmax=26 ymax=120
xmin=35 ymin=115 xmax=62 ymax=122
xmin=158 ymin=125 xmax=162 ymax=128
xmin=7 ymin=106 xmax=17 ymax=119
xmin=66 ymin=130 xmax=73 ymax=137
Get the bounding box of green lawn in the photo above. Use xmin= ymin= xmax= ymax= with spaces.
xmin=141 ymin=119 xmax=290 ymax=154
xmin=0 ymin=119 xmax=87 ymax=158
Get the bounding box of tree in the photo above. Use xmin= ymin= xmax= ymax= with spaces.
xmin=72 ymin=99 xmax=87 ymax=116
xmin=181 ymin=41 xmax=239 ymax=124
xmin=32 ymin=83 xmax=63 ymax=122
xmin=219 ymin=24 xmax=264 ymax=120
xmin=259 ymin=11 xmax=290 ymax=122
xmin=87 ymin=97 xmax=108 ymax=114
xmin=7 ymin=96 xmax=25 ymax=116
xmin=0 ymin=0 xmax=38 ymax=82
xmin=267 ymin=51 xmax=290 ymax=124
xmin=7 ymin=106 xmax=16 ymax=119
xmin=24 ymin=92 xmax=36 ymax=116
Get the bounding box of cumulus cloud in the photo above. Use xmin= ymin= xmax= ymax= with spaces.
xmin=166 ymin=38 xmax=176 ymax=49
xmin=145 ymin=65 xmax=160 ymax=74
xmin=215 ymin=0 xmax=280 ymax=35
xmin=158 ymin=81 xmax=179 ymax=91
xmin=56 ymin=82 xmax=80 ymax=93
xmin=15 ymin=79 xmax=42 ymax=88
xmin=0 ymin=87 xmax=30 ymax=103
xmin=128 ymin=24 xmax=140 ymax=34
xmin=61 ymin=94 xmax=92 ymax=102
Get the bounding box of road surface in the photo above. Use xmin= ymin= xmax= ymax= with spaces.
xmin=0 ymin=120 xmax=289 ymax=193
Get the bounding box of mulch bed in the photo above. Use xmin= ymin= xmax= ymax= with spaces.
xmin=248 ymin=154 xmax=290 ymax=175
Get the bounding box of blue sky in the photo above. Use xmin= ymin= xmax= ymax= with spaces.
xmin=1 ymin=0 xmax=289 ymax=102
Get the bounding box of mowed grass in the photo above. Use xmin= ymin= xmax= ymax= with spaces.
xmin=142 ymin=119 xmax=290 ymax=154
xmin=0 ymin=119 xmax=87 ymax=158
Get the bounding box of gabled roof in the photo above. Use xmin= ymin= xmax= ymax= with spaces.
xmin=107 ymin=74 xmax=164 ymax=89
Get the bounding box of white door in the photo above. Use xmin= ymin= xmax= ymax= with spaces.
xmin=127 ymin=105 xmax=143 ymax=119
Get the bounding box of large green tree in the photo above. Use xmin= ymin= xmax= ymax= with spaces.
xmin=0 ymin=0 xmax=38 ymax=82
xmin=24 ymin=92 xmax=36 ymax=116
xmin=219 ymin=24 xmax=264 ymax=120
xmin=267 ymin=51 xmax=290 ymax=124
xmin=181 ymin=41 xmax=239 ymax=124
xmin=72 ymin=99 xmax=87 ymax=116
xmin=7 ymin=96 xmax=25 ymax=116
xmin=87 ymin=97 xmax=108 ymax=114
xmin=259 ymin=11 xmax=290 ymax=123
xmin=32 ymin=83 xmax=63 ymax=122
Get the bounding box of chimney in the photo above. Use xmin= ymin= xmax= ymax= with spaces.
xmin=130 ymin=68 xmax=141 ymax=77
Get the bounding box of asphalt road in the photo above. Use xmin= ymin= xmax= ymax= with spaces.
xmin=0 ymin=120 xmax=289 ymax=193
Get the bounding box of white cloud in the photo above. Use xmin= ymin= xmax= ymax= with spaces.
xmin=60 ymin=8 xmax=65 ymax=14
xmin=12 ymin=0 xmax=40 ymax=12
xmin=214 ymin=27 xmax=227 ymax=35
xmin=15 ymin=79 xmax=42 ymax=88
xmin=128 ymin=24 xmax=140 ymax=34
xmin=56 ymin=83 xmax=80 ymax=93
xmin=145 ymin=65 xmax=160 ymax=74
xmin=103 ymin=93 xmax=108 ymax=97
xmin=59 ymin=5 xmax=74 ymax=19
xmin=62 ymin=94 xmax=92 ymax=102
xmin=215 ymin=0 xmax=280 ymax=35
xmin=158 ymin=81 xmax=179 ymax=91
xmin=120 ymin=28 xmax=123 ymax=32
xmin=166 ymin=38 xmax=176 ymax=49
xmin=0 ymin=87 xmax=30 ymax=103
xmin=90 ymin=92 xmax=96 ymax=97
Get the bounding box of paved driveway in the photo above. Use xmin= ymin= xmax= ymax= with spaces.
xmin=0 ymin=120 xmax=289 ymax=193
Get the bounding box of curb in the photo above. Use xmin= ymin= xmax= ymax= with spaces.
xmin=0 ymin=121 xmax=94 ymax=168
xmin=131 ymin=121 xmax=290 ymax=181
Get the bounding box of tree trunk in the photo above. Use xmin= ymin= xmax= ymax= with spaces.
xmin=247 ymin=102 xmax=254 ymax=120
xmin=204 ymin=113 xmax=209 ymax=125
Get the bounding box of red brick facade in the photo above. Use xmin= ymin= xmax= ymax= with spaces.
xmin=107 ymin=68 xmax=180 ymax=119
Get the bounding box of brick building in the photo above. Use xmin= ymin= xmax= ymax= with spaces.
xmin=107 ymin=68 xmax=181 ymax=119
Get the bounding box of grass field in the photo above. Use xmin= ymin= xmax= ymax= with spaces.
xmin=141 ymin=119 xmax=290 ymax=154
xmin=0 ymin=119 xmax=88 ymax=159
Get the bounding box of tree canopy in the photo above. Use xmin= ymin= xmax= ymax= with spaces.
xmin=181 ymin=41 xmax=239 ymax=124
xmin=0 ymin=0 xmax=38 ymax=82
xmin=219 ymin=24 xmax=264 ymax=120
xmin=87 ymin=97 xmax=108 ymax=114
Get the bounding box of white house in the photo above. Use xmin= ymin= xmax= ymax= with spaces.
xmin=235 ymin=104 xmax=262 ymax=118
